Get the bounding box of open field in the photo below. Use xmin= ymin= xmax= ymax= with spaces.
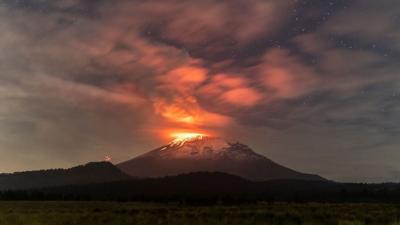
xmin=0 ymin=202 xmax=400 ymax=225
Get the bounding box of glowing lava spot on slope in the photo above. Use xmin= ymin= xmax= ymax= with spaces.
xmin=104 ymin=155 xmax=112 ymax=162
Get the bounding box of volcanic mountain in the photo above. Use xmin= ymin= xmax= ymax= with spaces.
xmin=117 ymin=136 xmax=324 ymax=181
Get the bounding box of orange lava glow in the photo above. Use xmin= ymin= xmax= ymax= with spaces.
xmin=171 ymin=132 xmax=206 ymax=140
xmin=170 ymin=132 xmax=208 ymax=146
xmin=157 ymin=128 xmax=212 ymax=142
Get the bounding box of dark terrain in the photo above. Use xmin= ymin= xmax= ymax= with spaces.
xmin=2 ymin=169 xmax=400 ymax=203
xmin=1 ymin=138 xmax=400 ymax=203
xmin=1 ymin=201 xmax=400 ymax=225
xmin=0 ymin=162 xmax=129 ymax=190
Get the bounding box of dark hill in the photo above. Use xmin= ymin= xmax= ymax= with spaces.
xmin=0 ymin=162 xmax=130 ymax=190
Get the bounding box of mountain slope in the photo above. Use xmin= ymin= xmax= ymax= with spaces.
xmin=0 ymin=162 xmax=130 ymax=190
xmin=118 ymin=137 xmax=324 ymax=181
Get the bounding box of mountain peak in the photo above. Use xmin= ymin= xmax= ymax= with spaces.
xmin=169 ymin=132 xmax=213 ymax=147
xmin=118 ymin=138 xmax=325 ymax=182
xmin=158 ymin=136 xmax=239 ymax=159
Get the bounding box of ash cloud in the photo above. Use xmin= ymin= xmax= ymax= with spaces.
xmin=0 ymin=0 xmax=400 ymax=182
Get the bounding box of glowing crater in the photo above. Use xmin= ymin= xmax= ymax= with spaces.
xmin=170 ymin=132 xmax=207 ymax=146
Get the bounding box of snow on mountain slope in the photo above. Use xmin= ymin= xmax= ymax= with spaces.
xmin=118 ymin=136 xmax=325 ymax=181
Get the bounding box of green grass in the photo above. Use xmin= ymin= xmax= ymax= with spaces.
xmin=0 ymin=202 xmax=399 ymax=225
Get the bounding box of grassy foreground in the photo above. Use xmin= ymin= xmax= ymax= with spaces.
xmin=0 ymin=202 xmax=400 ymax=225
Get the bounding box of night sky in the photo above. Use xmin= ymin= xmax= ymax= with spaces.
xmin=1 ymin=0 xmax=399 ymax=182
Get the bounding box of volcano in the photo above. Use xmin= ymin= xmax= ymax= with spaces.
xmin=117 ymin=136 xmax=324 ymax=181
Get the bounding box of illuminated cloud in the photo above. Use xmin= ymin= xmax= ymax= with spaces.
xmin=1 ymin=0 xmax=400 ymax=182
xmin=153 ymin=95 xmax=232 ymax=128
xmin=200 ymin=74 xmax=249 ymax=96
xmin=116 ymin=0 xmax=295 ymax=47
xmin=220 ymin=88 xmax=263 ymax=107
xmin=158 ymin=66 xmax=208 ymax=91
xmin=258 ymin=48 xmax=318 ymax=99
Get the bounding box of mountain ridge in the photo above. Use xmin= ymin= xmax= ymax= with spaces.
xmin=0 ymin=161 xmax=130 ymax=190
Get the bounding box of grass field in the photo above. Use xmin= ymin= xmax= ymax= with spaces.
xmin=0 ymin=201 xmax=400 ymax=225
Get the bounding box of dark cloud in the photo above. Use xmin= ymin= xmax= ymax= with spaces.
xmin=0 ymin=0 xmax=399 ymax=182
